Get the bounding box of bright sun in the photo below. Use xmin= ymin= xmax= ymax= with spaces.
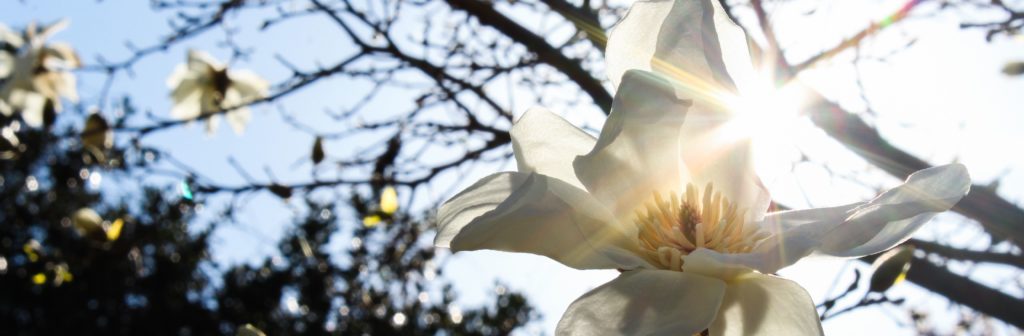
xmin=721 ymin=76 xmax=808 ymax=144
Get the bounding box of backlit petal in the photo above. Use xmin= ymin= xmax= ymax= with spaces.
xmin=228 ymin=69 xmax=269 ymax=101
xmin=170 ymin=89 xmax=202 ymax=120
xmin=0 ymin=23 xmax=24 ymax=48
xmin=557 ymin=270 xmax=725 ymax=336
xmin=606 ymin=0 xmax=754 ymax=98
xmin=166 ymin=64 xmax=190 ymax=89
xmin=818 ymin=163 xmax=970 ymax=257
xmin=14 ymin=90 xmax=47 ymax=127
xmin=689 ymin=164 xmax=969 ymax=273
xmin=436 ymin=172 xmax=647 ymax=270
xmin=511 ymin=107 xmax=596 ymax=189
xmin=607 ymin=0 xmax=768 ymax=220
xmin=0 ymin=52 xmax=14 ymax=78
xmin=41 ymin=42 xmax=81 ymax=69
xmin=574 ymin=70 xmax=691 ymax=221
xmin=709 ymin=272 xmax=823 ymax=336
xmin=187 ymin=49 xmax=222 ymax=72
xmin=224 ymin=88 xmax=251 ymax=134
xmin=679 ymin=102 xmax=769 ymax=222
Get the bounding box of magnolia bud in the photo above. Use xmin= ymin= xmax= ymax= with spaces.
xmin=311 ymin=137 xmax=325 ymax=165
xmin=269 ymin=184 xmax=293 ymax=199
xmin=868 ymin=245 xmax=915 ymax=293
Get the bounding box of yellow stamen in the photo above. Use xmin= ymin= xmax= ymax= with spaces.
xmin=632 ymin=183 xmax=766 ymax=270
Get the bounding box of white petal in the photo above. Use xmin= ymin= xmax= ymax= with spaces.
xmin=226 ymin=108 xmax=250 ymax=134
xmin=170 ymin=76 xmax=201 ymax=104
xmin=607 ymin=0 xmax=769 ymax=220
xmin=436 ymin=172 xmax=647 ymax=270
xmin=14 ymin=90 xmax=47 ymax=127
xmin=511 ymin=107 xmax=596 ymax=189
xmin=205 ymin=113 xmax=221 ymax=135
xmin=224 ymin=89 xmax=251 ymax=134
xmin=606 ymin=0 xmax=753 ymax=98
xmin=679 ymin=102 xmax=770 ymax=222
xmin=557 ymin=270 xmax=725 ymax=336
xmin=0 ymin=52 xmax=13 ymax=78
xmin=818 ymin=163 xmax=971 ymax=256
xmin=187 ymin=49 xmax=222 ymax=72
xmin=41 ymin=42 xmax=81 ymax=69
xmin=709 ymin=273 xmax=823 ymax=336
xmin=573 ymin=70 xmax=692 ymax=220
xmin=200 ymin=89 xmax=220 ymax=114
xmin=0 ymin=22 xmax=25 ymax=48
xmin=228 ymin=69 xmax=269 ymax=101
xmin=605 ymin=0 xmax=671 ymax=88
xmin=55 ymin=71 xmax=78 ymax=102
xmin=33 ymin=19 xmax=69 ymax=44
xmin=170 ymin=89 xmax=202 ymax=120
xmin=166 ymin=64 xmax=190 ymax=89
xmin=693 ymin=204 xmax=862 ymax=273
xmin=682 ymin=249 xmax=756 ymax=281
xmin=690 ymin=164 xmax=970 ymax=273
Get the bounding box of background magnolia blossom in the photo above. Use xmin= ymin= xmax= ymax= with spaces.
xmin=0 ymin=20 xmax=79 ymax=127
xmin=166 ymin=50 xmax=268 ymax=135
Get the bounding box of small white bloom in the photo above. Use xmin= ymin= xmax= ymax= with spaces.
xmin=435 ymin=0 xmax=971 ymax=335
xmin=166 ymin=50 xmax=269 ymax=134
xmin=0 ymin=22 xmax=22 ymax=78
xmin=0 ymin=19 xmax=80 ymax=127
xmin=0 ymin=22 xmax=25 ymax=50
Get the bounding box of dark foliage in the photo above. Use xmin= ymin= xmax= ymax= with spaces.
xmin=0 ymin=111 xmax=534 ymax=335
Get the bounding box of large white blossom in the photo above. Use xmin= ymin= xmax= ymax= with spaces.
xmin=166 ymin=50 xmax=269 ymax=134
xmin=434 ymin=0 xmax=971 ymax=335
xmin=0 ymin=20 xmax=80 ymax=127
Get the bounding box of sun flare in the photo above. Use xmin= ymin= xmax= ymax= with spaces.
xmin=722 ymin=77 xmax=808 ymax=144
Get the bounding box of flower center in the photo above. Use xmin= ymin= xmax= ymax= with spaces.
xmin=633 ymin=183 xmax=767 ymax=271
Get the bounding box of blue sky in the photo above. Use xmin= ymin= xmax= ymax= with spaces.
xmin=4 ymin=0 xmax=1023 ymax=334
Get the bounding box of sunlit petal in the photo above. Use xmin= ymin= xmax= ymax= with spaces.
xmin=681 ymin=248 xmax=756 ymax=281
xmin=165 ymin=64 xmax=190 ymax=89
xmin=436 ymin=172 xmax=647 ymax=270
xmin=688 ymin=164 xmax=969 ymax=273
xmin=0 ymin=52 xmax=14 ymax=78
xmin=229 ymin=69 xmax=270 ymax=101
xmin=679 ymin=102 xmax=770 ymax=222
xmin=574 ymin=70 xmax=692 ymax=221
xmin=606 ymin=0 xmax=754 ymax=100
xmin=511 ymin=107 xmax=596 ymax=190
xmin=226 ymin=108 xmax=251 ymax=135
xmin=41 ymin=42 xmax=81 ymax=69
xmin=709 ymin=272 xmax=823 ymax=336
xmin=818 ymin=163 xmax=970 ymax=257
xmin=205 ymin=113 xmax=221 ymax=135
xmin=170 ymin=89 xmax=202 ymax=120
xmin=12 ymin=90 xmax=47 ymax=127
xmin=187 ymin=49 xmax=222 ymax=72
xmin=0 ymin=22 xmax=25 ymax=48
xmin=557 ymin=269 xmax=725 ymax=336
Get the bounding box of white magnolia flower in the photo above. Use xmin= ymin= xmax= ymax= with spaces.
xmin=166 ymin=50 xmax=269 ymax=134
xmin=435 ymin=0 xmax=971 ymax=335
xmin=0 ymin=20 xmax=80 ymax=127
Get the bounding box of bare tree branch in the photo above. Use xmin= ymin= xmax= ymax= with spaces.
xmin=445 ymin=0 xmax=613 ymax=113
